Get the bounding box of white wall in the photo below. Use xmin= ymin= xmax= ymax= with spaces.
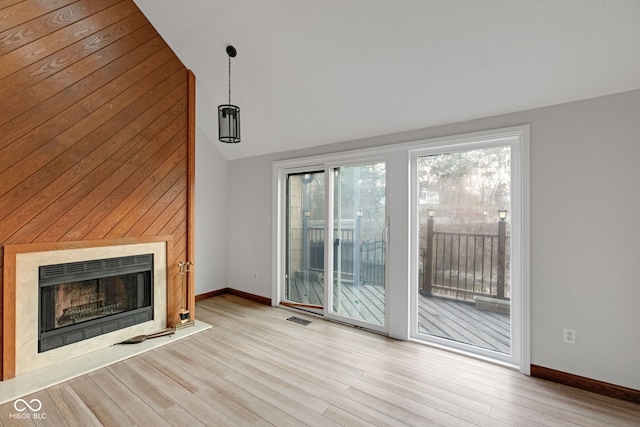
xmin=194 ymin=127 xmax=228 ymax=295
xmin=224 ymin=89 xmax=640 ymax=390
xmin=225 ymin=155 xmax=274 ymax=296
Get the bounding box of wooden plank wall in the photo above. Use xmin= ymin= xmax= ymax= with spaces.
xmin=0 ymin=0 xmax=191 ymax=378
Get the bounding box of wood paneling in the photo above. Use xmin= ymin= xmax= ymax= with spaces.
xmin=0 ymin=0 xmax=192 ymax=379
xmin=187 ymin=70 xmax=196 ymax=326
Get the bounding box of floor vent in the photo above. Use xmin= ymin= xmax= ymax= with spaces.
xmin=287 ymin=316 xmax=312 ymax=326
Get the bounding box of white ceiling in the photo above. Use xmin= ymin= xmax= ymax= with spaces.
xmin=133 ymin=0 xmax=640 ymax=160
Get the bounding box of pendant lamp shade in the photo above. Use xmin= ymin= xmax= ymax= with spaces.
xmin=218 ymin=104 xmax=240 ymax=143
xmin=218 ymin=45 xmax=240 ymax=143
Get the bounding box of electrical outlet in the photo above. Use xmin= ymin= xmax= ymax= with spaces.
xmin=563 ymin=328 xmax=576 ymax=344
xmin=253 ymin=272 xmax=258 ymax=279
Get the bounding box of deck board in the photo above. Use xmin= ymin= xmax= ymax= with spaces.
xmin=288 ymin=279 xmax=510 ymax=353
xmin=418 ymin=296 xmax=510 ymax=353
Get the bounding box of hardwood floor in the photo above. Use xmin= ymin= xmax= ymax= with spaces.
xmin=1 ymin=294 xmax=639 ymax=426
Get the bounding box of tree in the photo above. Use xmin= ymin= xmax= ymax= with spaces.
xmin=418 ymin=146 xmax=511 ymax=232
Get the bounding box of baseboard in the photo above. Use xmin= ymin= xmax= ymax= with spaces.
xmin=195 ymin=289 xmax=228 ymax=301
xmin=531 ymin=365 xmax=640 ymax=404
xmin=195 ymin=288 xmax=272 ymax=306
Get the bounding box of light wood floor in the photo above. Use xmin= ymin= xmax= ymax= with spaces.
xmin=1 ymin=294 xmax=639 ymax=426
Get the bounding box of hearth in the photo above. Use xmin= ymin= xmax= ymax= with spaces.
xmin=38 ymin=254 xmax=153 ymax=352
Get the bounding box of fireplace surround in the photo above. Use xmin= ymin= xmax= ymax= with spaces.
xmin=3 ymin=237 xmax=170 ymax=379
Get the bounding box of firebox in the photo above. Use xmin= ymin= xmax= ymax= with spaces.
xmin=38 ymin=254 xmax=154 ymax=352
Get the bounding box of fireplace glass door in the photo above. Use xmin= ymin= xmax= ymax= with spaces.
xmin=39 ymin=254 xmax=154 ymax=352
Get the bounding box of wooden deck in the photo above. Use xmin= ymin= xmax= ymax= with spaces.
xmin=288 ymin=278 xmax=510 ymax=353
xmin=417 ymin=294 xmax=510 ymax=354
xmin=287 ymin=278 xmax=385 ymax=325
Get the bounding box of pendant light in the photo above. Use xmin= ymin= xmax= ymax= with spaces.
xmin=218 ymin=45 xmax=240 ymax=143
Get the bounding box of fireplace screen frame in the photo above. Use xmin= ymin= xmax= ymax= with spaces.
xmin=38 ymin=254 xmax=154 ymax=352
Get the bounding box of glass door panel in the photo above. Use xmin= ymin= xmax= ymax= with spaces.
xmin=329 ymin=162 xmax=386 ymax=327
xmin=285 ymin=171 xmax=325 ymax=307
xmin=417 ymin=146 xmax=512 ymax=355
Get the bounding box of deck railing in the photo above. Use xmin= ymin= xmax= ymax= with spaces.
xmin=308 ymin=228 xmax=385 ymax=286
xmin=420 ymin=217 xmax=510 ymax=301
xmin=306 ymin=221 xmax=508 ymax=299
xmin=358 ymin=239 xmax=386 ymax=285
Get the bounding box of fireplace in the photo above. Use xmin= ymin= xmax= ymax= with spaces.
xmin=38 ymin=254 xmax=154 ymax=352
xmin=5 ymin=239 xmax=169 ymax=378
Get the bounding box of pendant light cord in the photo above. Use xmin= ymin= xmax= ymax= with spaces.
xmin=228 ymin=54 xmax=232 ymax=105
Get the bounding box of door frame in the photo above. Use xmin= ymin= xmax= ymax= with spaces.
xmin=281 ymin=168 xmax=326 ymax=313
xmin=408 ymin=127 xmax=530 ymax=373
xmin=273 ymin=152 xmax=391 ymax=333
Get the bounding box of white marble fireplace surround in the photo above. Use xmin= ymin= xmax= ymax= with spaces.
xmin=15 ymin=242 xmax=167 ymax=376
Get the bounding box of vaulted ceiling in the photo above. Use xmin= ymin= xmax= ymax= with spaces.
xmin=133 ymin=0 xmax=640 ymax=160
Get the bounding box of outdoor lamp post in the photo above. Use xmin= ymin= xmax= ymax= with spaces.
xmin=422 ymin=208 xmax=435 ymax=295
xmin=302 ymin=209 xmax=311 ymax=283
xmin=354 ymin=208 xmax=363 ymax=286
xmin=497 ymin=208 xmax=507 ymax=298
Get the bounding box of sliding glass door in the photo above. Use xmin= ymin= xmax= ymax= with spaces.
xmin=284 ymin=171 xmax=325 ymax=309
xmin=327 ymin=162 xmax=387 ymax=330
xmin=282 ymin=161 xmax=387 ymax=331
xmin=277 ymin=127 xmax=528 ymax=369
xmin=411 ymin=136 xmax=524 ymax=367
